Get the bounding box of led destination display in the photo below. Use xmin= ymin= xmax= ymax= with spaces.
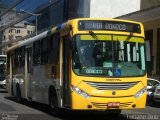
xmin=78 ymin=20 xmax=141 ymax=33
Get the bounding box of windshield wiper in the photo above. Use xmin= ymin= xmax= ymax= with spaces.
xmin=117 ymin=32 xmax=133 ymax=56
xmin=125 ymin=32 xmax=133 ymax=41
xmin=89 ymin=30 xmax=99 ymax=40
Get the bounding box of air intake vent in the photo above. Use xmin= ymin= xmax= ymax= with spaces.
xmin=85 ymin=81 xmax=139 ymax=90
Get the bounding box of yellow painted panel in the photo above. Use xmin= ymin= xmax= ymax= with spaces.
xmin=71 ymin=92 xmax=146 ymax=110
xmin=70 ymin=69 xmax=147 ymax=110
xmin=80 ymin=35 xmax=144 ymax=43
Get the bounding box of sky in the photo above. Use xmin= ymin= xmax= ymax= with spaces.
xmin=16 ymin=0 xmax=50 ymax=12
xmin=0 ymin=0 xmax=61 ymax=30
xmin=0 ymin=0 xmax=50 ymax=12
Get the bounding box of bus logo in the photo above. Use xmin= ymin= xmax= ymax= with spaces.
xmin=92 ymin=90 xmax=105 ymax=94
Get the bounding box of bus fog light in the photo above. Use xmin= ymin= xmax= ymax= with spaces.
xmin=134 ymin=87 xmax=146 ymax=98
xmin=88 ymin=105 xmax=92 ymax=108
xmin=132 ymin=104 xmax=136 ymax=108
xmin=71 ymin=85 xmax=90 ymax=98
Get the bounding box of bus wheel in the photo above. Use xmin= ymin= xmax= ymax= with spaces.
xmin=16 ymin=84 xmax=21 ymax=102
xmin=49 ymin=92 xmax=61 ymax=116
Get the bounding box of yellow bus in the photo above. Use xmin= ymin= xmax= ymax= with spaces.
xmin=6 ymin=18 xmax=147 ymax=115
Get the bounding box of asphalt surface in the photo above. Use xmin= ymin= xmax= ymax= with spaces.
xmin=0 ymin=91 xmax=159 ymax=120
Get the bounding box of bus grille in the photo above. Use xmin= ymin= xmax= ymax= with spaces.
xmin=91 ymin=102 xmax=133 ymax=108
xmin=85 ymin=81 xmax=139 ymax=90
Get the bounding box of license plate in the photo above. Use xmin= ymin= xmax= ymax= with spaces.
xmin=107 ymin=102 xmax=120 ymax=108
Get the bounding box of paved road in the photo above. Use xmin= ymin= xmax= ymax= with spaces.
xmin=0 ymin=92 xmax=159 ymax=120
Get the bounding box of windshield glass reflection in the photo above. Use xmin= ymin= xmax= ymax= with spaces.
xmin=72 ymin=35 xmax=146 ymax=77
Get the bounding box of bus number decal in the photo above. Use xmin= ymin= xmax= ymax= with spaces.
xmin=92 ymin=90 xmax=105 ymax=94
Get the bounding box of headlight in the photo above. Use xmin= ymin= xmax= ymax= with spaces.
xmin=134 ymin=87 xmax=146 ymax=98
xmin=71 ymin=85 xmax=90 ymax=98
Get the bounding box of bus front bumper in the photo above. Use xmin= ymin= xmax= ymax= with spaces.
xmin=71 ymin=92 xmax=147 ymax=110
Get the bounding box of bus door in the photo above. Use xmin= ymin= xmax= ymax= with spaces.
xmin=62 ymin=36 xmax=71 ymax=107
xmin=27 ymin=48 xmax=33 ymax=99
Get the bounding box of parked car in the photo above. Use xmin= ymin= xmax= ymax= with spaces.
xmin=0 ymin=79 xmax=6 ymax=91
xmin=153 ymin=83 xmax=160 ymax=103
xmin=147 ymin=78 xmax=160 ymax=103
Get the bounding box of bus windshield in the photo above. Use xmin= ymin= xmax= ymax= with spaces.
xmin=72 ymin=34 xmax=146 ymax=77
xmin=0 ymin=56 xmax=6 ymax=81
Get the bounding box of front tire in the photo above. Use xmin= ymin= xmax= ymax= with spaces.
xmin=16 ymin=84 xmax=21 ymax=102
xmin=49 ymin=91 xmax=61 ymax=116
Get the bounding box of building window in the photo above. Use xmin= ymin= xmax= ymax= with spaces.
xmin=9 ymin=29 xmax=12 ymax=33
xmin=16 ymin=30 xmax=21 ymax=33
xmin=8 ymin=43 xmax=12 ymax=47
xmin=16 ymin=30 xmax=20 ymax=33
xmin=3 ymin=35 xmax=6 ymax=40
xmin=9 ymin=35 xmax=13 ymax=40
xmin=33 ymin=41 xmax=41 ymax=65
xmin=16 ymin=36 xmax=22 ymax=39
xmin=27 ymin=30 xmax=30 ymax=34
xmin=27 ymin=30 xmax=33 ymax=34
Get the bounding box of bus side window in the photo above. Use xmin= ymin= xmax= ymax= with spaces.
xmin=48 ymin=32 xmax=60 ymax=64
xmin=33 ymin=41 xmax=41 ymax=65
xmin=41 ymin=36 xmax=49 ymax=64
xmin=13 ymin=49 xmax=19 ymax=69
xmin=19 ymin=46 xmax=25 ymax=68
xmin=7 ymin=53 xmax=10 ymax=75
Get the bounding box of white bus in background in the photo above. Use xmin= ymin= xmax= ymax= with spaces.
xmin=0 ymin=55 xmax=7 ymax=91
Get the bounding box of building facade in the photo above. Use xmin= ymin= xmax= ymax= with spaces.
xmin=0 ymin=7 xmax=26 ymax=54
xmin=2 ymin=22 xmax=35 ymax=54
xmin=90 ymin=0 xmax=141 ymax=18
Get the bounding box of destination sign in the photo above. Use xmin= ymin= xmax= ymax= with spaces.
xmin=78 ymin=20 xmax=141 ymax=33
